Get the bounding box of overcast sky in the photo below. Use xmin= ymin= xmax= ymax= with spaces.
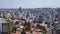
xmin=0 ymin=0 xmax=60 ymax=8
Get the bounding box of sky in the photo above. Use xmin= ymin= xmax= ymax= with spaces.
xmin=0 ymin=0 xmax=60 ymax=8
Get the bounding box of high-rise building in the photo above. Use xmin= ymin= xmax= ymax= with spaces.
xmin=38 ymin=15 xmax=44 ymax=23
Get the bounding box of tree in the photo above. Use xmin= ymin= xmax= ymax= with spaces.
xmin=21 ymin=28 xmax=26 ymax=34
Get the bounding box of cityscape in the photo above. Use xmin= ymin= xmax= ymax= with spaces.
xmin=0 ymin=7 xmax=60 ymax=34
xmin=0 ymin=0 xmax=60 ymax=34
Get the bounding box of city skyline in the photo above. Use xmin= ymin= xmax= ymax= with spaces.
xmin=0 ymin=0 xmax=60 ymax=8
